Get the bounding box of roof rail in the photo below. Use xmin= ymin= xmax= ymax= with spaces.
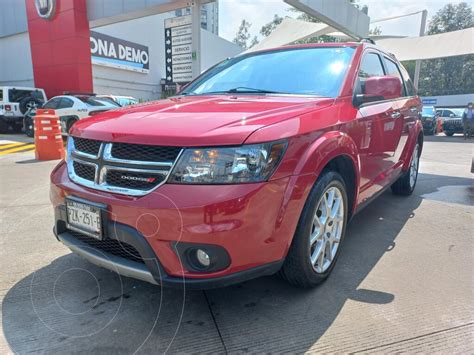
xmin=360 ymin=38 xmax=375 ymax=45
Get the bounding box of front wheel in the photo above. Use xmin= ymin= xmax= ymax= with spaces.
xmin=444 ymin=131 xmax=454 ymax=137
xmin=391 ymin=143 xmax=420 ymax=196
xmin=280 ymin=170 xmax=348 ymax=288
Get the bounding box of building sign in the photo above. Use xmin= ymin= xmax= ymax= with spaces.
xmin=35 ymin=0 xmax=57 ymax=20
xmin=165 ymin=15 xmax=193 ymax=83
xmin=90 ymin=31 xmax=150 ymax=73
xmin=422 ymin=98 xmax=437 ymax=105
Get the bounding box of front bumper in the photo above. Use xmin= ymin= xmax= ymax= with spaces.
xmin=51 ymin=161 xmax=310 ymax=288
xmin=54 ymin=209 xmax=283 ymax=289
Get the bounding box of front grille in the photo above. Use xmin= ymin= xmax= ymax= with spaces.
xmin=106 ymin=170 xmax=166 ymax=190
xmin=111 ymin=143 xmax=181 ymax=162
xmin=73 ymin=161 xmax=95 ymax=181
xmin=68 ymin=138 xmax=182 ymax=196
xmin=68 ymin=230 xmax=144 ymax=264
xmin=73 ymin=137 xmax=101 ymax=156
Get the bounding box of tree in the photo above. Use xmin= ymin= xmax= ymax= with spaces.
xmin=249 ymin=36 xmax=259 ymax=48
xmin=414 ymin=2 xmax=473 ymax=96
xmin=233 ymin=19 xmax=252 ymax=49
xmin=369 ymin=26 xmax=382 ymax=36
xmin=260 ymin=14 xmax=284 ymax=37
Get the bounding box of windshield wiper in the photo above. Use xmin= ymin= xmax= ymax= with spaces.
xmin=226 ymin=87 xmax=285 ymax=94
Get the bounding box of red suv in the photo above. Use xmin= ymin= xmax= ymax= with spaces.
xmin=50 ymin=42 xmax=423 ymax=289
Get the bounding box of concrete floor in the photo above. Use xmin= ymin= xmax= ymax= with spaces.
xmin=0 ymin=134 xmax=473 ymax=353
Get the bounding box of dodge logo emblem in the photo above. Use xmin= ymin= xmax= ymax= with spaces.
xmin=35 ymin=0 xmax=57 ymax=20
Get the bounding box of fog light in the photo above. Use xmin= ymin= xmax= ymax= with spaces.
xmin=196 ymin=249 xmax=210 ymax=267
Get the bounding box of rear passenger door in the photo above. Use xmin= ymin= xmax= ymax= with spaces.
xmin=382 ymin=56 xmax=419 ymax=167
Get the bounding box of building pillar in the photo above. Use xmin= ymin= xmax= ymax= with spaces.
xmin=25 ymin=0 xmax=93 ymax=98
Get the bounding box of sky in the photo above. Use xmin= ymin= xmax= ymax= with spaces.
xmin=218 ymin=0 xmax=468 ymax=42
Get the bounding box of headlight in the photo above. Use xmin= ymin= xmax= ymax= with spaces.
xmin=169 ymin=141 xmax=287 ymax=184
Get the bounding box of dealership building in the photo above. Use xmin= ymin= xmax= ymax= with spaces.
xmin=0 ymin=0 xmax=241 ymax=101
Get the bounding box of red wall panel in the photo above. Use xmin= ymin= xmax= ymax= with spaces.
xmin=25 ymin=0 xmax=92 ymax=98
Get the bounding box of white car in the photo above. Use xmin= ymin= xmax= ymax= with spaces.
xmin=0 ymin=86 xmax=47 ymax=133
xmin=42 ymin=94 xmax=120 ymax=134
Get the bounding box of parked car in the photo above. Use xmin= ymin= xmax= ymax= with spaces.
xmin=42 ymin=94 xmax=120 ymax=134
xmin=438 ymin=108 xmax=464 ymax=136
xmin=50 ymin=42 xmax=423 ymax=289
xmin=420 ymin=106 xmax=439 ymax=135
xmin=97 ymin=95 xmax=139 ymax=106
xmin=0 ymin=86 xmax=47 ymax=133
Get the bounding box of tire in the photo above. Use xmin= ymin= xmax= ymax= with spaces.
xmin=391 ymin=142 xmax=420 ymax=196
xmin=19 ymin=97 xmax=43 ymax=115
xmin=444 ymin=131 xmax=454 ymax=137
xmin=10 ymin=122 xmax=23 ymax=133
xmin=0 ymin=117 xmax=9 ymax=134
xmin=280 ymin=170 xmax=349 ymax=288
xmin=24 ymin=117 xmax=34 ymax=137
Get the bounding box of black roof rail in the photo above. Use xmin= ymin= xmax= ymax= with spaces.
xmin=360 ymin=38 xmax=375 ymax=45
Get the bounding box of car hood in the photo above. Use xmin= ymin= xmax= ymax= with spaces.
xmin=71 ymin=95 xmax=334 ymax=146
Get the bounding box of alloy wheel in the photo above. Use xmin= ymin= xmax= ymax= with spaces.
xmin=409 ymin=144 xmax=419 ymax=188
xmin=309 ymin=186 xmax=345 ymax=273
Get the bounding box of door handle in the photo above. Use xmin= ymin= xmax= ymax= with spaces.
xmin=391 ymin=111 xmax=402 ymax=119
xmin=410 ymin=106 xmax=418 ymax=113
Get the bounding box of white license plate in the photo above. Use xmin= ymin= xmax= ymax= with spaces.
xmin=66 ymin=200 xmax=103 ymax=239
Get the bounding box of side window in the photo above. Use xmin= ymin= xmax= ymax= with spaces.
xmin=43 ymin=98 xmax=60 ymax=109
xmin=58 ymin=98 xmax=74 ymax=109
xmin=0 ymin=89 xmax=3 ymax=102
xmin=383 ymin=57 xmax=405 ymax=97
xmin=398 ymin=63 xmax=416 ymax=97
xmin=357 ymin=52 xmax=385 ymax=95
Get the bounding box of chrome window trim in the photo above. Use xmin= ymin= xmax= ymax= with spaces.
xmin=67 ymin=137 xmax=183 ymax=196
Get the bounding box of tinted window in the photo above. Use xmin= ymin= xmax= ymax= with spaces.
xmin=356 ymin=52 xmax=385 ymax=96
xmin=359 ymin=52 xmax=385 ymax=79
xmin=77 ymin=96 xmax=120 ymax=107
xmin=58 ymin=98 xmax=74 ymax=109
xmin=0 ymin=89 xmax=3 ymax=102
xmin=182 ymin=47 xmax=356 ymax=98
xmin=8 ymin=89 xmax=44 ymax=102
xmin=43 ymin=98 xmax=61 ymax=109
xmin=384 ymin=57 xmax=405 ymax=97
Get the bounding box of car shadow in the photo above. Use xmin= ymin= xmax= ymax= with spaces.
xmin=2 ymin=173 xmax=471 ymax=353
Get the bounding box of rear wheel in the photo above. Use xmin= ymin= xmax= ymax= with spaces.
xmin=280 ymin=170 xmax=348 ymax=288
xmin=445 ymin=131 xmax=454 ymax=137
xmin=0 ymin=117 xmax=9 ymax=134
xmin=391 ymin=143 xmax=420 ymax=196
xmin=24 ymin=117 xmax=34 ymax=137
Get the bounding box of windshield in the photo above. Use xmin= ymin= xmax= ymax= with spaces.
xmin=181 ymin=47 xmax=355 ymax=98
xmin=422 ymin=106 xmax=435 ymax=116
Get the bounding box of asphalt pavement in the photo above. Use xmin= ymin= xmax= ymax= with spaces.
xmin=0 ymin=134 xmax=472 ymax=353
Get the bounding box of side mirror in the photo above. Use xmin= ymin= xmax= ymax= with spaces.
xmin=449 ymin=113 xmax=455 ymax=118
xmin=355 ymin=76 xmax=402 ymax=106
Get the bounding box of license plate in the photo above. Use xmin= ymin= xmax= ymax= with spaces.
xmin=66 ymin=199 xmax=103 ymax=239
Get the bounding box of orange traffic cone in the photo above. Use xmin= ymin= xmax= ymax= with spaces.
xmin=34 ymin=109 xmax=65 ymax=161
